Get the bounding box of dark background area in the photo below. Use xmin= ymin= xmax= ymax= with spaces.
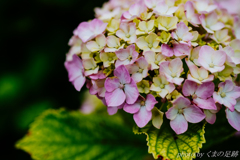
xmin=0 ymin=0 xmax=107 ymax=159
xmin=0 ymin=0 xmax=239 ymax=159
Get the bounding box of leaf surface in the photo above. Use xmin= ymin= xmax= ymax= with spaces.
xmin=16 ymin=109 xmax=148 ymax=160
xmin=134 ymin=118 xmax=206 ymax=160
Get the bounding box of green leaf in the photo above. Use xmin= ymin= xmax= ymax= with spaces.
xmin=16 ymin=109 xmax=149 ymax=160
xmin=134 ymin=118 xmax=206 ymax=160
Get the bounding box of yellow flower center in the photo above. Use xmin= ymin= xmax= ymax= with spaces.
xmin=141 ymin=84 xmax=145 ymax=88
xmin=160 ymin=84 xmax=165 ymax=89
xmin=125 ymin=33 xmax=130 ymax=38
xmin=148 ymin=43 xmax=153 ymax=48
xmin=172 ymin=95 xmax=176 ymax=99
xmin=220 ymin=92 xmax=226 ymax=98
xmin=140 ymin=101 xmax=145 ymax=106
xmin=154 ymin=60 xmax=159 ymax=65
xmin=178 ymin=109 xmax=183 ymax=114
xmin=209 ymin=63 xmax=214 ymax=68
xmin=108 ymin=57 xmax=113 ymax=61
xmin=171 ymin=73 xmax=177 ymax=78
xmin=192 ymin=94 xmax=198 ymax=99
xmin=128 ymin=56 xmax=132 ymax=61
xmin=138 ymin=68 xmax=143 ymax=73
xmin=198 ymin=77 xmax=203 ymax=81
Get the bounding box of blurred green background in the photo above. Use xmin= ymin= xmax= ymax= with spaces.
xmin=0 ymin=0 xmax=239 ymax=159
xmin=0 ymin=0 xmax=107 ymax=159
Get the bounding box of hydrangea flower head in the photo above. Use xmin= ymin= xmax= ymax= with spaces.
xmin=65 ymin=0 xmax=240 ymax=135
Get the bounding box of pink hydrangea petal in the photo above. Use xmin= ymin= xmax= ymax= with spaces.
xmin=186 ymin=60 xmax=199 ymax=78
xmin=195 ymin=82 xmax=215 ymax=99
xmin=212 ymin=50 xmax=226 ymax=66
xmin=172 ymin=77 xmax=184 ymax=85
xmin=123 ymin=100 xmax=141 ymax=114
xmin=64 ymin=55 xmax=86 ymax=91
xmin=124 ymin=79 xmax=139 ymax=104
xmin=187 ymin=74 xmax=202 ymax=84
xmin=105 ymin=88 xmax=126 ymax=107
xmin=170 ymin=114 xmax=188 ymax=134
xmin=169 ymin=58 xmax=183 ymax=73
xmin=185 ymin=1 xmax=200 ymax=26
xmin=126 ymin=64 xmax=139 ymax=74
xmin=137 ymin=57 xmax=148 ymax=69
xmin=165 ymin=83 xmax=175 ymax=93
xmin=162 ymin=44 xmax=174 ymax=57
xmin=209 ymin=22 xmax=224 ymax=31
xmin=201 ymin=75 xmax=214 ymax=83
xmin=173 ymin=43 xmax=191 ymax=57
xmin=213 ymin=92 xmax=224 ymax=105
xmin=131 ymin=73 xmax=143 ymax=83
xmin=193 ymin=98 xmax=217 ymax=110
xmin=159 ymin=61 xmax=171 ymax=75
xmin=115 ymin=59 xmax=130 ymax=68
xmin=65 ymin=54 xmax=84 ymax=81
xmin=166 ymin=106 xmax=178 ymax=120
xmin=235 ymin=99 xmax=240 ymax=112
xmin=75 ymin=19 xmax=107 ymax=43
xmin=223 ymin=97 xmax=237 ymax=112
xmin=166 ymin=6 xmax=179 ymax=15
xmin=173 ymin=97 xmax=191 ymax=109
xmin=204 ymin=110 xmax=216 ymax=124
xmin=182 ymin=32 xmax=194 ymax=42
xmin=145 ymin=94 xmax=158 ymax=111
xmin=74 ymin=22 xmax=94 ymax=43
xmin=226 ymin=109 xmax=240 ymax=131
xmin=72 ymin=76 xmax=86 ymax=92
xmin=134 ymin=106 xmax=152 ymax=128
xmin=221 ymin=80 xmax=234 ymax=93
xmin=105 ymin=77 xmax=120 ymax=92
xmin=176 ymin=22 xmax=189 ymax=38
xmin=115 ymin=48 xmax=130 ymax=60
xmin=107 ymin=107 xmax=119 ymax=115
xmin=182 ymin=80 xmax=198 ymax=96
xmin=114 ymin=65 xmax=131 ymax=84
xmin=89 ymin=70 xmax=107 ymax=80
xmin=183 ymin=105 xmax=205 ymax=123
xmin=208 ymin=66 xmax=225 ymax=73
xmin=227 ymin=86 xmax=240 ymax=99
xmin=198 ymin=45 xmax=213 ymax=67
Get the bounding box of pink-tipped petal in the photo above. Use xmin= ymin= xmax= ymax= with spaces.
xmin=72 ymin=76 xmax=86 ymax=91
xmin=173 ymin=97 xmax=191 ymax=109
xmin=195 ymin=82 xmax=215 ymax=99
xmin=134 ymin=106 xmax=152 ymax=128
xmin=204 ymin=110 xmax=216 ymax=124
xmin=105 ymin=88 xmax=126 ymax=107
xmin=105 ymin=77 xmax=120 ymax=92
xmin=123 ymin=100 xmax=141 ymax=114
xmin=107 ymin=107 xmax=119 ymax=115
xmin=162 ymin=44 xmax=174 ymax=57
xmin=182 ymin=80 xmax=198 ymax=96
xmin=145 ymin=94 xmax=158 ymax=111
xmin=170 ymin=114 xmax=188 ymax=134
xmin=124 ymin=79 xmax=139 ymax=104
xmin=166 ymin=106 xmax=178 ymax=120
xmin=226 ymin=109 xmax=240 ymax=131
xmin=114 ymin=65 xmax=131 ymax=84
xmin=193 ymin=98 xmax=217 ymax=110
xmin=184 ymin=105 xmax=205 ymax=123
